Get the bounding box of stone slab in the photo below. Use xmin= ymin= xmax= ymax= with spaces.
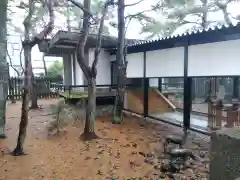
xmin=210 ymin=128 xmax=240 ymax=180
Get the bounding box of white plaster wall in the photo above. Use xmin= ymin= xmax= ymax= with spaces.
xmin=149 ymin=78 xmax=158 ymax=87
xmin=146 ymin=47 xmax=184 ymax=77
xmin=74 ymin=53 xmax=84 ymax=90
xmin=110 ymin=54 xmax=116 ymax=61
xmin=71 ymin=54 xmax=75 ymax=85
xmin=188 ymin=39 xmax=240 ymax=76
xmin=126 ymin=52 xmax=144 ymax=78
xmin=89 ymin=48 xmax=111 ymax=85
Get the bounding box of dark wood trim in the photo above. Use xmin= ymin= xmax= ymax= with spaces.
xmin=108 ymin=24 xmax=240 ymax=55
xmin=72 ymin=53 xmax=76 ymax=85
xmin=143 ymin=51 xmax=148 ymax=118
xmin=233 ymin=77 xmax=239 ymax=99
xmin=158 ymin=78 xmax=162 ymax=92
xmin=183 ymin=44 xmax=192 ymax=130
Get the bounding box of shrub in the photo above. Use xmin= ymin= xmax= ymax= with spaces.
xmin=47 ymin=100 xmax=71 ymax=135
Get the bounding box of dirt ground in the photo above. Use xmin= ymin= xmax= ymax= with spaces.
xmin=0 ymin=99 xmax=209 ymax=180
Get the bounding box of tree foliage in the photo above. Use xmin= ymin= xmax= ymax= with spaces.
xmin=140 ymin=0 xmax=240 ymax=39
xmin=48 ymin=100 xmax=71 ymax=136
xmin=47 ymin=60 xmax=63 ymax=77
xmin=11 ymin=0 xmax=54 ymax=156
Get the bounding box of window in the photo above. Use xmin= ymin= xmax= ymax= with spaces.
xmin=11 ymin=42 xmax=20 ymax=56
xmin=111 ymin=61 xmax=118 ymax=86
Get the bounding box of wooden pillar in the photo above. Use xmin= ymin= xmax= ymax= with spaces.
xmin=212 ymin=103 xmax=217 ymax=129
xmin=208 ymin=101 xmax=214 ymax=128
xmin=143 ymin=52 xmax=148 ymax=118
xmin=233 ymin=77 xmax=239 ymax=99
xmin=183 ymin=44 xmax=192 ymax=130
xmin=158 ymin=78 xmax=162 ymax=92
xmin=233 ymin=103 xmax=240 ymax=126
xmin=237 ymin=111 xmax=240 ymax=126
xmin=225 ymin=104 xmax=234 ymax=128
xmin=215 ymin=102 xmax=222 ymax=128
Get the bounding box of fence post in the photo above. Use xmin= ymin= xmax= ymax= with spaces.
xmin=68 ymin=85 xmax=71 ymax=99
xmin=143 ymin=78 xmax=149 ymax=118
xmin=208 ymin=100 xmax=213 ymax=128
xmin=183 ymin=44 xmax=192 ymax=130
xmin=143 ymin=51 xmax=148 ymax=118
xmin=223 ymin=103 xmax=234 ymax=128
xmin=233 ymin=77 xmax=239 ymax=99
xmin=215 ymin=101 xmax=223 ymax=129
xmin=158 ymin=78 xmax=162 ymax=92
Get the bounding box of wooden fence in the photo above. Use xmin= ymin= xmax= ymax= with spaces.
xmin=8 ymin=76 xmax=63 ymax=100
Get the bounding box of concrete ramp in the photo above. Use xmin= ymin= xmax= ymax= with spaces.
xmin=124 ymin=88 xmax=176 ymax=114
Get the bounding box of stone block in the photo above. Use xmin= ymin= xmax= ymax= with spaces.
xmin=210 ymin=128 xmax=240 ymax=180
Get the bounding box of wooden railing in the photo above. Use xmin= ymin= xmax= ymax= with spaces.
xmin=208 ymin=100 xmax=240 ymax=129
xmin=8 ymin=76 xmax=63 ymax=100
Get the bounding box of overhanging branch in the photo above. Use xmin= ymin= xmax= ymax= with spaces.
xmin=23 ymin=0 xmax=55 ymax=47
xmin=91 ymin=0 xmax=110 ymax=76
xmin=7 ymin=49 xmax=21 ymax=76
xmin=124 ymin=0 xmax=144 ymax=7
xmin=75 ymin=0 xmax=92 ymax=78
xmin=67 ymin=0 xmax=99 ymax=24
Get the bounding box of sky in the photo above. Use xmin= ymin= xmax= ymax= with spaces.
xmin=7 ymin=0 xmax=240 ymax=76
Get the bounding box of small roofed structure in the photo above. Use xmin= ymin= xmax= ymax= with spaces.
xmin=38 ymin=30 xmax=144 ymax=93
xmin=38 ymin=30 xmax=143 ymax=55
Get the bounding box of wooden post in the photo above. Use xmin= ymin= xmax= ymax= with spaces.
xmin=237 ymin=111 xmax=240 ymax=126
xmin=225 ymin=105 xmax=234 ymax=128
xmin=215 ymin=101 xmax=222 ymax=128
xmin=232 ymin=110 xmax=238 ymax=127
xmin=212 ymin=104 xmax=216 ymax=129
xmin=208 ymin=100 xmax=214 ymax=128
xmin=232 ymin=103 xmax=239 ymax=127
xmin=215 ymin=106 xmax=222 ymax=128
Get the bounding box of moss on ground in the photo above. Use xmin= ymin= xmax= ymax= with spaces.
xmin=58 ymin=91 xmax=88 ymax=99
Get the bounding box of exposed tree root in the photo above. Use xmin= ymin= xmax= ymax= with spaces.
xmin=80 ymin=132 xmax=99 ymax=141
xmin=11 ymin=146 xmax=27 ymax=156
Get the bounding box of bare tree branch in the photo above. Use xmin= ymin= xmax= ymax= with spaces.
xmin=125 ymin=17 xmax=133 ymax=35
xmin=6 ymin=49 xmax=21 ymax=76
xmin=124 ymin=0 xmax=144 ymax=7
xmin=167 ymin=2 xmax=218 ymax=19
xmin=42 ymin=53 xmax=47 ymax=75
xmin=125 ymin=8 xmax=154 ymax=21
xmin=24 ymin=0 xmax=55 ymax=47
xmin=214 ymin=0 xmax=234 ymax=24
xmin=168 ymin=0 xmax=235 ymax=25
xmin=67 ymin=0 xmax=99 ymax=24
xmin=19 ymin=47 xmax=24 ymax=75
xmin=200 ymin=0 xmax=208 ymax=29
xmin=91 ymin=0 xmax=110 ymax=76
xmin=75 ymin=0 xmax=92 ymax=78
xmin=230 ymin=14 xmax=240 ymax=21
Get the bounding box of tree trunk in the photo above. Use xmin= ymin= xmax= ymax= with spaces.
xmin=8 ymin=67 xmax=16 ymax=103
xmin=9 ymin=83 xmax=16 ymax=103
xmin=80 ymin=77 xmax=98 ymax=140
xmin=11 ymin=46 xmax=32 ymax=156
xmin=113 ymin=0 xmax=126 ymax=124
xmin=42 ymin=54 xmax=47 ymax=76
xmin=201 ymin=0 xmax=208 ymax=29
xmin=30 ymin=73 xmax=38 ymax=109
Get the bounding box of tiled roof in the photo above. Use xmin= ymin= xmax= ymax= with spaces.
xmin=108 ymin=22 xmax=240 ymax=54
xmin=129 ymin=22 xmax=240 ymax=47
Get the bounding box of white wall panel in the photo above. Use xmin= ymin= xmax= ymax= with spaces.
xmin=126 ymin=52 xmax=144 ymax=78
xmin=188 ymin=40 xmax=240 ymax=76
xmin=110 ymin=54 xmax=115 ymax=61
xmin=71 ymin=54 xmax=75 ymax=85
xmin=89 ymin=48 xmax=111 ymax=85
xmin=146 ymin=47 xmax=184 ymax=77
xmin=149 ymin=78 xmax=158 ymax=87
xmin=74 ymin=52 xmax=84 ymax=86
